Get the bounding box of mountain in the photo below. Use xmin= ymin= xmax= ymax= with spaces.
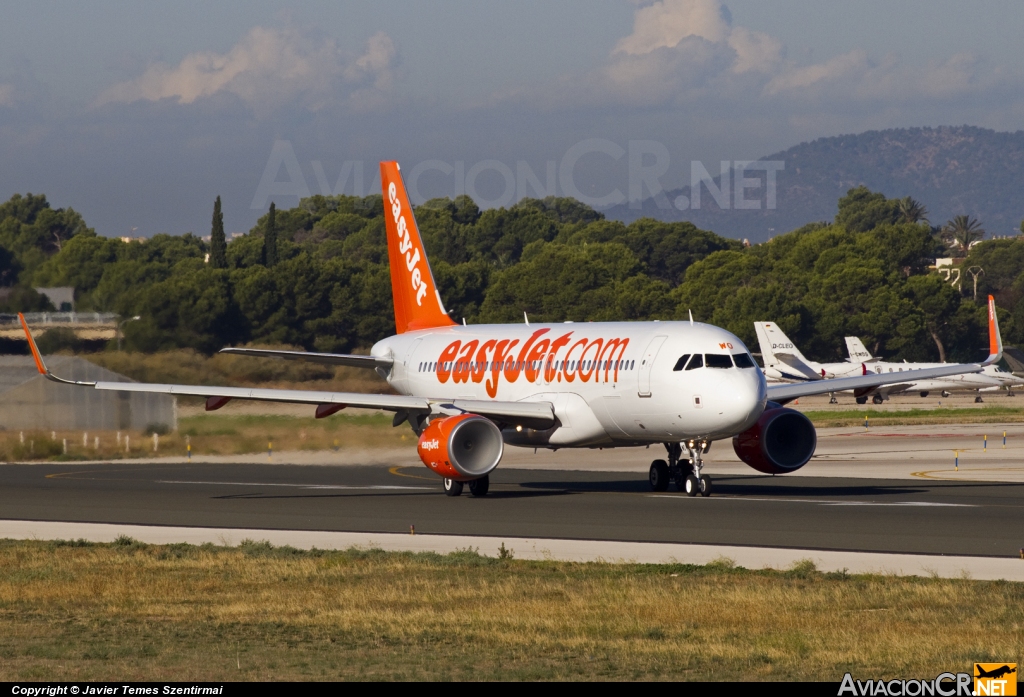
xmin=605 ymin=126 xmax=1024 ymax=243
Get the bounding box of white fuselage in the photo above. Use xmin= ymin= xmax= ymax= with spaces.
xmin=372 ymin=321 xmax=767 ymax=448
xmin=860 ymin=361 xmax=1002 ymax=394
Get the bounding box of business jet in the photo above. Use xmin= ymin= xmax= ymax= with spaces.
xmin=757 ymin=318 xmax=1003 ymax=405
xmin=17 ymin=162 xmax=1002 ymax=498
xmin=845 ymin=336 xmax=1022 ymax=400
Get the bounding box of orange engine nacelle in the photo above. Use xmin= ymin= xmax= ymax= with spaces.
xmin=417 ymin=414 xmax=504 ymax=481
xmin=732 ymin=406 xmax=817 ymax=474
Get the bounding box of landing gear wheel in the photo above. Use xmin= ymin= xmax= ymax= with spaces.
xmin=699 ymin=474 xmax=712 ymax=497
xmin=856 ymin=396 xmax=868 ymax=405
xmin=872 ymin=395 xmax=884 ymax=405
xmin=649 ymin=459 xmax=670 ymax=492
xmin=919 ymin=391 xmax=929 ymax=398
xmin=468 ymin=475 xmax=490 ymax=497
xmin=829 ymin=396 xmax=838 ymax=404
xmin=684 ymin=475 xmax=699 ymax=497
xmin=443 ymin=478 xmax=463 ymax=497
xmin=941 ymin=391 xmax=950 ymax=398
xmin=975 ymin=395 xmax=984 ymax=403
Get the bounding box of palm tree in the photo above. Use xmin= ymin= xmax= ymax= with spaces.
xmin=942 ymin=215 xmax=985 ymax=253
xmin=897 ymin=196 xmax=928 ymax=225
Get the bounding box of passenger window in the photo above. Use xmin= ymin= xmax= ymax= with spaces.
xmin=684 ymin=354 xmax=703 ymax=370
xmin=672 ymin=354 xmax=691 ymax=371
xmin=705 ymin=354 xmax=733 ymax=369
xmin=733 ymin=353 xmax=756 ymax=369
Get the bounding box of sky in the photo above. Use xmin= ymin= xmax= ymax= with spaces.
xmin=1 ymin=0 xmax=1023 ymax=237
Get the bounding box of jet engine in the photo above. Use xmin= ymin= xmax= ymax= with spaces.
xmin=417 ymin=414 xmax=504 ymax=481
xmin=732 ymin=405 xmax=817 ymax=474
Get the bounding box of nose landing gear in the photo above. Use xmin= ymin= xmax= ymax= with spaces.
xmin=649 ymin=441 xmax=711 ymax=496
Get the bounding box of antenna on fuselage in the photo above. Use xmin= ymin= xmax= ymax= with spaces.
xmin=689 ymin=309 xmax=694 ymax=326
xmin=524 ymin=311 xmax=530 ymax=326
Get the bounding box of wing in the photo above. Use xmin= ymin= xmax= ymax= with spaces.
xmin=767 ymin=364 xmax=983 ymax=403
xmin=219 ymin=347 xmax=392 ymax=370
xmin=17 ymin=314 xmax=555 ymax=430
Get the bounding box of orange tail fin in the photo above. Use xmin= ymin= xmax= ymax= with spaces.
xmin=380 ymin=161 xmax=457 ymax=334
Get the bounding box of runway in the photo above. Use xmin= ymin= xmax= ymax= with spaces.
xmin=1 ymin=457 xmax=1023 ymax=558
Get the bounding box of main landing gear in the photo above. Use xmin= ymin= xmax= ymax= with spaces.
xmin=443 ymin=475 xmax=490 ymax=497
xmin=649 ymin=441 xmax=711 ymax=497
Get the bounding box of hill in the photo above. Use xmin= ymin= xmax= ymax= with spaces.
xmin=606 ymin=126 xmax=1024 ymax=242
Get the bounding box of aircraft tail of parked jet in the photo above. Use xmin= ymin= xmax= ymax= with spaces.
xmin=845 ymin=336 xmax=875 ymax=363
xmin=754 ymin=322 xmax=820 ymax=380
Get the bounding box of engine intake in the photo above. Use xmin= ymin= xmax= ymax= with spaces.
xmin=417 ymin=414 xmax=504 ymax=481
xmin=732 ymin=406 xmax=817 ymax=474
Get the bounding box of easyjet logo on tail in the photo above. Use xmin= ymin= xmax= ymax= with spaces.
xmin=379 ymin=162 xmax=456 ymax=334
xmin=388 ymin=181 xmax=427 ymax=307
xmin=432 ymin=329 xmax=630 ymax=397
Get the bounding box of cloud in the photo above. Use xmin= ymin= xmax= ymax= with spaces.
xmin=614 ymin=0 xmax=731 ymax=54
xmin=537 ymin=0 xmax=1016 ymax=113
xmin=95 ymin=27 xmax=398 ymax=114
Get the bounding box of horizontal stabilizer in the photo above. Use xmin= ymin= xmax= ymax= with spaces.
xmin=1002 ymin=346 xmax=1024 ymax=374
xmin=775 ymin=353 xmax=821 ymax=380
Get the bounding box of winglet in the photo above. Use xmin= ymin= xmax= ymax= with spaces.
xmin=983 ymin=295 xmax=1003 ymax=365
xmin=18 ymin=313 xmax=48 ymax=375
xmin=18 ymin=313 xmax=95 ymax=386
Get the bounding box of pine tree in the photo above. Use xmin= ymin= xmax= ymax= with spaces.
xmin=263 ymin=202 xmax=278 ymax=267
xmin=209 ymin=196 xmax=227 ymax=268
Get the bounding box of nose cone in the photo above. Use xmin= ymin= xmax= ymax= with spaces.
xmin=705 ymin=367 xmax=767 ymax=438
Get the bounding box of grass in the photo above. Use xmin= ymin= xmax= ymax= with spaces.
xmin=0 ymin=412 xmax=408 ymax=462
xmin=802 ymin=406 xmax=1024 ymax=427
xmin=0 ymin=539 xmax=1019 ymax=681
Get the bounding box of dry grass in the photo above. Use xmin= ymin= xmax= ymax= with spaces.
xmin=0 ymin=412 xmax=408 ymax=462
xmin=804 ymin=407 xmax=1024 ymax=428
xmin=0 ymin=540 xmax=1020 ymax=681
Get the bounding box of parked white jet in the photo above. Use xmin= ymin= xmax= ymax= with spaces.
xmin=757 ymin=312 xmax=1003 ymax=405
xmin=845 ymin=334 xmax=1023 ymax=400
xmin=17 ymin=162 xmax=1001 ymax=497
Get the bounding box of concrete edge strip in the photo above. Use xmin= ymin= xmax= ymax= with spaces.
xmin=1 ymin=520 xmax=1021 ymax=582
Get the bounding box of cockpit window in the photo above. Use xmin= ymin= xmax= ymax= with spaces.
xmin=672 ymin=354 xmax=691 ymax=371
xmin=705 ymin=354 xmax=733 ymax=369
xmin=684 ymin=354 xmax=703 ymax=370
xmin=733 ymin=353 xmax=756 ymax=369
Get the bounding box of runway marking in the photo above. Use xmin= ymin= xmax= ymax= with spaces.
xmin=649 ymin=495 xmax=975 ymax=507
xmin=155 ymin=480 xmax=432 ymax=490
xmin=911 ymin=467 xmax=1024 ymax=481
xmin=388 ymin=466 xmax=437 ymax=481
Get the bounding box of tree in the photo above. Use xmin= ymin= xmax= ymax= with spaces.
xmin=942 ymin=215 xmax=985 ymax=254
xmin=263 ymin=202 xmax=278 ymax=268
xmin=209 ymin=196 xmax=227 ymax=268
xmin=896 ymin=197 xmax=929 ymax=225
xmin=834 ymin=186 xmax=898 ymax=233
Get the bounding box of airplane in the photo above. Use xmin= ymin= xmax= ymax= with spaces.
xmin=16 ymin=162 xmax=1003 ymax=498
xmin=756 ymin=322 xmax=864 ymax=383
xmin=845 ymin=337 xmax=1024 ymax=399
xmin=756 ymin=319 xmax=1004 ymax=405
xmin=975 ymin=665 xmax=1017 ymax=680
